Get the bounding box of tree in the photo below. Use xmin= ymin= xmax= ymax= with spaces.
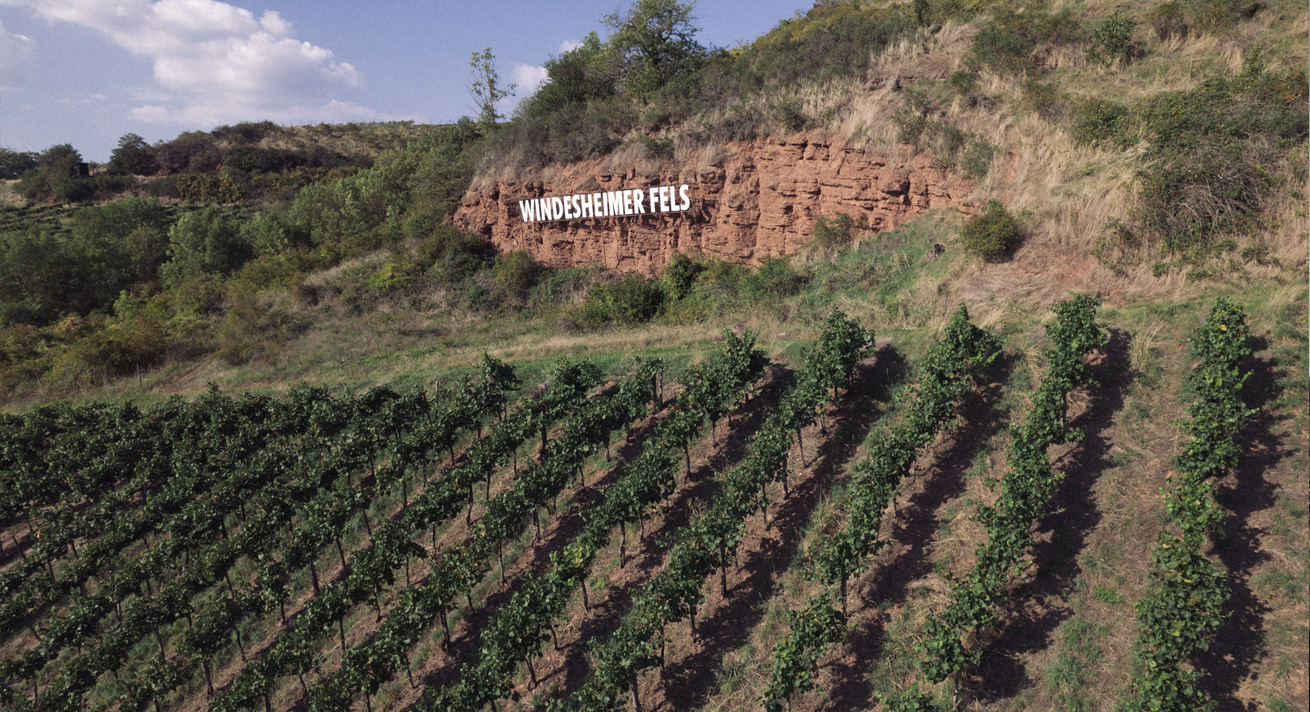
xmin=469 ymin=47 xmax=515 ymax=131
xmin=108 ymin=133 xmax=157 ymax=175
xmin=159 ymin=207 xmax=250 ymax=286
xmin=15 ymin=144 xmax=88 ymax=203
xmin=526 ymin=32 xmax=616 ymax=118
xmin=602 ymin=0 xmax=705 ymax=101
xmin=0 ymin=147 xmax=38 ymax=179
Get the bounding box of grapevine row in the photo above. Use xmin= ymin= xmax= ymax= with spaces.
xmin=761 ymin=305 xmax=1001 ymax=712
xmin=558 ymin=310 xmax=873 ymax=712
xmin=896 ymin=292 xmax=1106 ymax=706
xmin=392 ymin=330 xmax=769 ymax=712
xmin=209 ymin=358 xmax=641 ymax=712
xmin=1124 ymin=298 xmax=1253 ymax=712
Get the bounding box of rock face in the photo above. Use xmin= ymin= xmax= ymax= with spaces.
xmin=455 ymin=133 xmax=978 ymax=274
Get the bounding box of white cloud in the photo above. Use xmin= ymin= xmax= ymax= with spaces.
xmin=510 ymin=62 xmax=548 ymax=96
xmin=0 ymin=20 xmax=36 ymax=90
xmin=558 ymin=39 xmax=581 ymax=53
xmin=0 ymin=0 xmax=382 ymax=124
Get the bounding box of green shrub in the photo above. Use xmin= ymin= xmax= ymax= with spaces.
xmin=1086 ymin=11 xmax=1141 ymax=65
xmin=159 ymin=207 xmax=251 ymax=286
xmin=969 ymin=21 xmax=1038 ymax=75
xmin=662 ymin=252 xmax=703 ymax=300
xmin=741 ymin=257 xmax=805 ymax=301
xmin=1146 ymin=1 xmax=1188 ymax=40
xmin=948 ymin=70 xmax=980 ymax=95
xmin=415 ymin=226 xmax=497 ymax=286
xmin=893 ymin=108 xmax=930 ymax=146
xmin=1021 ymin=79 xmax=1066 ymax=122
xmin=961 ymin=139 xmax=996 ymax=179
xmin=1070 ymin=97 xmax=1133 ymax=148
xmin=492 ymin=250 xmax=542 ymax=297
xmin=813 ymin=213 xmax=855 ymax=248
xmin=575 ymin=274 xmax=665 ymax=327
xmin=1184 ymin=0 xmax=1261 ymax=35
xmin=773 ymin=100 xmax=809 ymax=132
xmin=1134 ymin=66 xmax=1307 ymax=251
xmin=960 ymin=200 xmax=1022 ymax=260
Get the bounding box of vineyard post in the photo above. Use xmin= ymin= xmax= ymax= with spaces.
xmin=630 ymin=675 xmax=643 ymax=712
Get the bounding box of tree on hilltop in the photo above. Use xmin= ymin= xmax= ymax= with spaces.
xmin=603 ymin=0 xmax=705 ymax=101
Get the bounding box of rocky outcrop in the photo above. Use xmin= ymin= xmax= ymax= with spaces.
xmin=455 ymin=133 xmax=978 ymax=273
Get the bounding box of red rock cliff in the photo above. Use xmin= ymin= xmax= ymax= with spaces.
xmin=455 ymin=133 xmax=978 ymax=273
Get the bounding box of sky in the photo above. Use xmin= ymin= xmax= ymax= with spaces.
xmin=0 ymin=0 xmax=813 ymax=162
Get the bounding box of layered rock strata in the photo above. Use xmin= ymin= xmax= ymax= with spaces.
xmin=455 ymin=133 xmax=978 ymax=273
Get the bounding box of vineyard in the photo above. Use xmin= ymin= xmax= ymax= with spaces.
xmin=0 ymin=291 xmax=1304 ymax=712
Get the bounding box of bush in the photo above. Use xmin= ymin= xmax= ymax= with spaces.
xmin=107 ymin=133 xmax=157 ymax=176
xmin=893 ymin=108 xmax=929 ymax=146
xmin=575 ymin=274 xmax=665 ymax=327
xmin=241 ymin=211 xmax=308 ymax=257
xmin=1069 ymin=97 xmax=1133 ymax=148
xmin=813 ymin=213 xmax=855 ymax=248
xmin=1133 ymin=66 xmax=1307 ymax=251
xmin=961 ymin=200 xmax=1022 ymax=260
xmin=662 ymin=252 xmax=703 ymax=300
xmin=492 ymin=250 xmax=542 ymax=297
xmin=417 ymin=226 xmax=497 ymax=285
xmin=741 ymin=257 xmax=806 ymax=301
xmin=1184 ymin=0 xmax=1261 ymax=35
xmin=1146 ymin=1 xmax=1188 ymax=40
xmin=969 ymin=21 xmax=1038 ymax=75
xmin=1086 ymin=11 xmax=1140 ymax=65
xmin=961 ymin=139 xmax=996 ymax=179
xmin=156 ymin=132 xmax=221 ymax=174
xmin=159 ymin=207 xmax=251 ymax=285
xmin=1021 ymin=79 xmax=1065 ymax=122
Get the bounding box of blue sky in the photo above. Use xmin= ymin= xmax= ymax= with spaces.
xmin=0 ymin=0 xmax=812 ymax=161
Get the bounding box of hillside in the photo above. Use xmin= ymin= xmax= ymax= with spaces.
xmin=0 ymin=1 xmax=1306 ymax=712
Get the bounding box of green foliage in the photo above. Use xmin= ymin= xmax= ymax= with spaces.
xmin=556 ymin=312 xmax=871 ymax=712
xmin=602 ymin=0 xmax=705 ymax=101
xmin=960 ymin=200 xmax=1022 ymax=260
xmin=575 ymin=274 xmax=666 ymax=327
xmin=492 ymin=250 xmax=543 ymax=298
xmin=1069 ymin=97 xmax=1133 ymax=148
xmin=661 ymin=252 xmax=702 ymax=300
xmin=240 ymin=210 xmax=307 ymax=257
xmin=0 ymin=147 xmax=38 ymax=179
xmin=160 ymin=207 xmax=251 ymax=286
xmin=107 ymin=133 xmax=157 ymax=176
xmin=761 ymin=595 xmax=845 ymax=711
xmin=416 ymin=225 xmax=496 ymax=286
xmin=813 ymin=212 xmax=855 ymax=248
xmin=1086 ymin=11 xmax=1141 ymax=65
xmin=16 ymin=144 xmax=90 ymax=204
xmin=1183 ymin=0 xmax=1263 ymax=35
xmin=527 ymin=33 xmax=617 ymax=118
xmin=470 ymin=46 xmax=515 ymax=130
xmin=768 ymin=306 xmax=999 ymax=712
xmin=914 ymin=0 xmax=930 ymax=26
xmin=960 ymin=139 xmax=996 ymax=179
xmin=738 ymin=3 xmax=915 ymax=87
xmin=1126 ymin=298 xmax=1253 ymax=712
xmin=1021 ymin=79 xmax=1066 ymax=122
xmin=176 ymin=170 xmax=246 ymax=204
xmin=155 ymin=131 xmax=221 ymax=174
xmin=1146 ymin=1 xmax=1188 ymax=40
xmin=966 ymin=7 xmax=1082 ymax=76
xmin=1133 ymin=64 xmax=1307 ymax=252
xmin=919 ymin=294 xmax=1105 ymax=685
